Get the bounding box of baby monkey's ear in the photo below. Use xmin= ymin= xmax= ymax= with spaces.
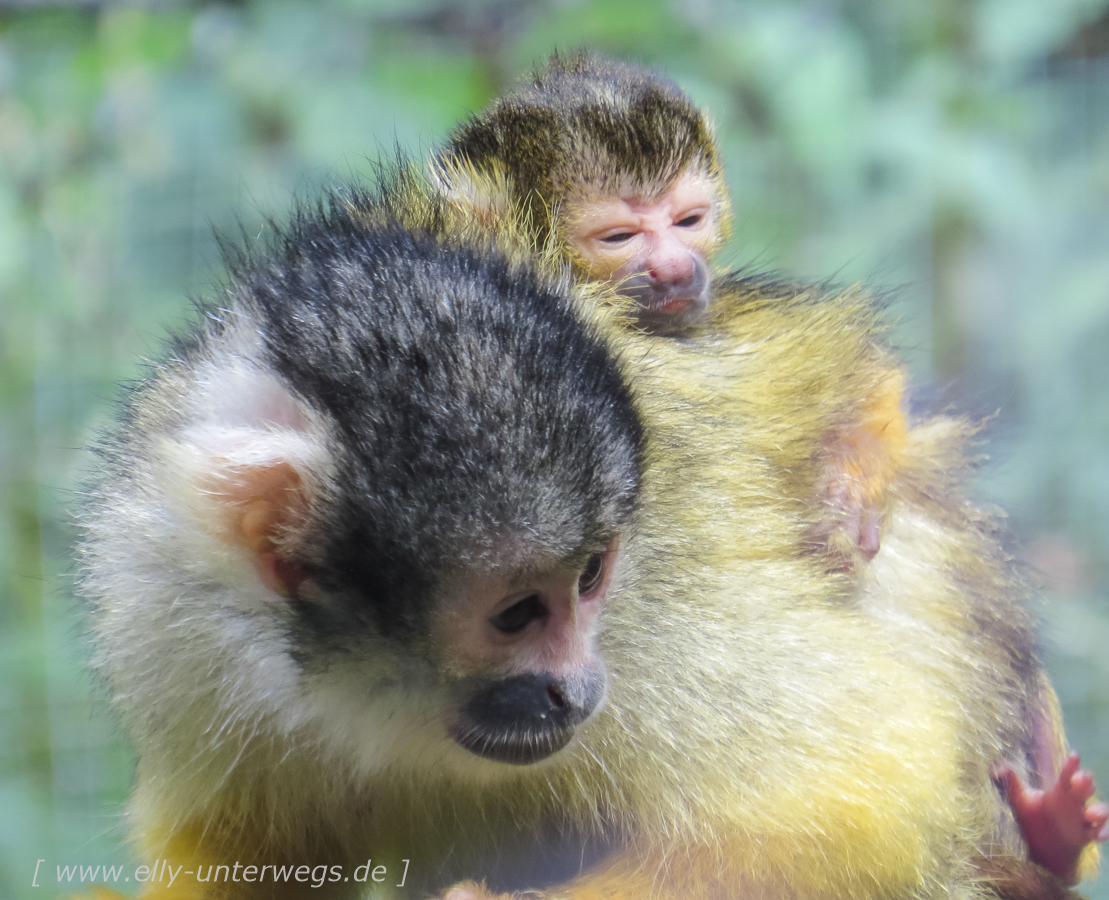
xmin=429 ymin=155 xmax=515 ymax=222
xmin=155 ymin=361 xmax=326 ymax=598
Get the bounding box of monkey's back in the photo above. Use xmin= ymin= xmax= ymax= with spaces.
xmin=531 ymin=279 xmax=1043 ymax=898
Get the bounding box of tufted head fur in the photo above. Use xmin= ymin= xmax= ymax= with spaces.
xmin=432 ymin=50 xmax=732 ymax=253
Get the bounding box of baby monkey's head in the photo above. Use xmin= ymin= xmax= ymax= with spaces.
xmin=434 ymin=51 xmax=733 ymax=333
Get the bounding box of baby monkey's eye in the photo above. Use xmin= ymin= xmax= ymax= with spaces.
xmin=600 ymin=232 xmax=635 ymax=244
xmin=577 ymin=553 xmax=606 ymax=595
xmin=675 ymin=214 xmax=703 ymax=228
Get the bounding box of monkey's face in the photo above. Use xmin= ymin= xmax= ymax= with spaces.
xmin=563 ymin=174 xmax=718 ymax=333
xmin=431 ymin=542 xmax=618 ymax=765
xmin=200 ymin=444 xmax=624 ymax=777
xmin=209 ymin=430 xmax=621 ymax=773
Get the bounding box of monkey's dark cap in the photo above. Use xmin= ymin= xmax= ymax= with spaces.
xmin=440 ymin=50 xmax=722 ymax=217
xmin=232 ymin=184 xmax=645 ymax=633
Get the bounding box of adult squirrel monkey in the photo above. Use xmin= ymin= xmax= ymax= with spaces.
xmin=431 ymin=52 xmax=1107 ymax=888
xmin=77 ymin=171 xmax=1091 ymax=900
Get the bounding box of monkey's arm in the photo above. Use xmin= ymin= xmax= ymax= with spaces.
xmin=997 ymin=754 xmax=1109 ymax=885
xmin=697 ymin=283 xmax=910 ymax=571
xmin=973 ymin=854 xmax=1085 ymax=900
xmin=994 ymin=671 xmax=1107 ymax=885
xmin=810 ymin=369 xmax=907 ymax=570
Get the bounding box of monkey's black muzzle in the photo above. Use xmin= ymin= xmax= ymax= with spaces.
xmin=449 ymin=671 xmax=605 ymax=765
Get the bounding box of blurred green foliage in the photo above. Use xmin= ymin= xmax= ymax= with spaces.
xmin=2 ymin=1 xmax=1109 ymax=896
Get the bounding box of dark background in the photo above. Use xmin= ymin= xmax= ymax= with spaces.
xmin=2 ymin=1 xmax=1108 ymax=896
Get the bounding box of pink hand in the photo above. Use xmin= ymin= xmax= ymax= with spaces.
xmin=998 ymin=753 xmax=1109 ymax=884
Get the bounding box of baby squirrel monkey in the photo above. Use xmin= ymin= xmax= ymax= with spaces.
xmin=431 ymin=52 xmax=891 ymax=570
xmin=80 ymin=173 xmax=1081 ymax=900
xmin=431 ymin=51 xmax=1108 ymax=888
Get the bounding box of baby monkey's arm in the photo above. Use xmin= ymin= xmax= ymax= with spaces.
xmin=810 ymin=370 xmax=907 ymax=571
xmin=998 ymin=754 xmax=1109 ymax=885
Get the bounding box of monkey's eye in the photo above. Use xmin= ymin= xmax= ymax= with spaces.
xmin=577 ymin=553 xmax=606 ymax=595
xmin=490 ymin=594 xmax=548 ymax=635
xmin=675 ymin=214 xmax=703 ymax=228
xmin=599 ymin=232 xmax=636 ymax=244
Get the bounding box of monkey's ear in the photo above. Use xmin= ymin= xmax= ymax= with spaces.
xmin=429 ymin=155 xmax=515 ymax=221
xmin=211 ymin=457 xmax=309 ymax=598
xmin=157 ymin=363 xmax=327 ymax=598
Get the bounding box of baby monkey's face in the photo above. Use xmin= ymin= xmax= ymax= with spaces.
xmin=564 ymin=174 xmax=718 ymax=333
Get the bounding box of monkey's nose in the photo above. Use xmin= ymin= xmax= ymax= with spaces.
xmin=647 ymin=249 xmax=696 ymax=283
xmin=450 ymin=670 xmax=606 ymax=765
xmin=464 ymin=673 xmax=601 ymax=733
